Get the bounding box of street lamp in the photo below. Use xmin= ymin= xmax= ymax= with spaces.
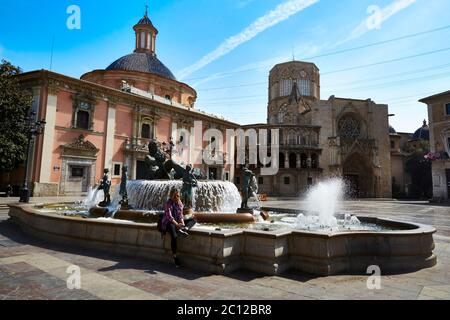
xmin=19 ymin=109 xmax=46 ymax=203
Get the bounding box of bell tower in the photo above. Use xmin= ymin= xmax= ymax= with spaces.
xmin=267 ymin=61 xmax=320 ymax=125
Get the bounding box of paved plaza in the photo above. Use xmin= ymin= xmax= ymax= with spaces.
xmin=0 ymin=197 xmax=449 ymax=300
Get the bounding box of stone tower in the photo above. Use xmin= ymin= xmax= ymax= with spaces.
xmin=267 ymin=61 xmax=320 ymax=126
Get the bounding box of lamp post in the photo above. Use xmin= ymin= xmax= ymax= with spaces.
xmin=19 ymin=109 xmax=46 ymax=203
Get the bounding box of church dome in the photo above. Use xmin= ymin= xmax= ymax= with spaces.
xmin=104 ymin=9 xmax=176 ymax=81
xmin=411 ymin=120 xmax=429 ymax=141
xmin=389 ymin=125 xmax=397 ymax=134
xmin=136 ymin=14 xmax=156 ymax=28
xmin=106 ymin=53 xmax=176 ymax=80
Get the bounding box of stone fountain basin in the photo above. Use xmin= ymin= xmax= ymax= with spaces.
xmin=8 ymin=203 xmax=436 ymax=276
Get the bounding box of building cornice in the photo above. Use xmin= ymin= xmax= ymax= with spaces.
xmin=80 ymin=69 xmax=197 ymax=97
xmin=419 ymin=90 xmax=450 ymax=103
xmin=240 ymin=123 xmax=321 ymax=130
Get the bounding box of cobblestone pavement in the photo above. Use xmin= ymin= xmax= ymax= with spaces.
xmin=0 ymin=197 xmax=449 ymax=300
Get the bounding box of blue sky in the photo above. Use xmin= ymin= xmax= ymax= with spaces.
xmin=1 ymin=0 xmax=449 ymax=132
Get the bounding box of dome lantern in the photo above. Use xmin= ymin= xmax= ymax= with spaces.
xmin=134 ymin=5 xmax=158 ymax=55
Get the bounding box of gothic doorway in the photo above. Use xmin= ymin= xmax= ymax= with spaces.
xmin=344 ymin=174 xmax=359 ymax=199
xmin=343 ymin=153 xmax=373 ymax=198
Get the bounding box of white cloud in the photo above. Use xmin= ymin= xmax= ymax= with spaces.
xmin=178 ymin=0 xmax=319 ymax=80
xmin=336 ymin=0 xmax=417 ymax=46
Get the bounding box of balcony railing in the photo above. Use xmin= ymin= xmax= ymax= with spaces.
xmin=121 ymin=83 xmax=231 ymax=122
xmin=122 ymin=137 xmax=150 ymax=153
xmin=281 ymin=140 xmax=320 ymax=149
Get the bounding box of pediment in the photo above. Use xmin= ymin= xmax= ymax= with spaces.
xmin=61 ymin=135 xmax=99 ymax=157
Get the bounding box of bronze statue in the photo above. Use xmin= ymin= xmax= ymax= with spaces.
xmin=181 ymin=165 xmax=198 ymax=211
xmin=98 ymin=168 xmax=111 ymax=207
xmin=145 ymin=140 xmax=185 ymax=180
xmin=240 ymin=166 xmax=257 ymax=210
xmin=119 ymin=165 xmax=131 ymax=210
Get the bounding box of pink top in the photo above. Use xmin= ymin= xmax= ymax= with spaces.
xmin=162 ymin=199 xmax=184 ymax=230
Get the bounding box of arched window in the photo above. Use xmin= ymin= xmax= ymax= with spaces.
xmin=338 ymin=115 xmax=362 ymax=138
xmin=279 ymin=153 xmax=285 ymax=169
xmin=311 ymin=154 xmax=318 ymax=169
xmin=301 ymin=154 xmax=308 ymax=169
xmin=76 ymin=110 xmax=90 ymax=130
xmin=300 ymin=136 xmax=306 ymax=146
xmin=298 ymin=79 xmax=311 ymax=96
xmin=288 ymin=132 xmax=296 ymax=145
xmin=140 ymin=31 xmax=145 ymax=49
xmin=289 ymin=153 xmax=297 ymax=169
xmin=280 ymin=79 xmax=292 ymax=97
xmin=141 ymin=123 xmax=151 ymax=139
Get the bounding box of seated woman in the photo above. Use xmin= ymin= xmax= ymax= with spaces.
xmin=162 ymin=188 xmax=196 ymax=267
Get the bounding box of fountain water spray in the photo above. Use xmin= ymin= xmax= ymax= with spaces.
xmin=126 ymin=180 xmax=241 ymax=213
xmin=297 ymin=178 xmax=345 ymax=229
xmin=83 ymin=187 xmax=104 ymax=209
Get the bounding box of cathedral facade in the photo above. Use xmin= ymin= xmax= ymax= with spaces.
xmin=238 ymin=61 xmax=392 ymax=198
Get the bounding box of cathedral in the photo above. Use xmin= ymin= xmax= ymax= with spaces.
xmin=238 ymin=61 xmax=392 ymax=198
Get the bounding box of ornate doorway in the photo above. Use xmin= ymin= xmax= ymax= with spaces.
xmin=343 ymin=153 xmax=373 ymax=198
xmin=60 ymin=136 xmax=99 ymax=195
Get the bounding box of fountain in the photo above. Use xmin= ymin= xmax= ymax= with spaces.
xmin=6 ymin=141 xmax=437 ymax=276
xmin=87 ymin=140 xmax=255 ymax=224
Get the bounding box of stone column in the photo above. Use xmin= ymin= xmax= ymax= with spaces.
xmin=39 ymin=88 xmax=58 ymax=183
xmin=104 ymin=103 xmax=116 ymax=172
xmin=131 ymin=154 xmax=137 ymax=180
xmin=306 ymin=152 xmax=312 ymax=169
xmin=296 ymin=153 xmax=301 ymax=169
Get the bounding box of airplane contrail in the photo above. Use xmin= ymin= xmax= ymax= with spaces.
xmin=177 ymin=0 xmax=319 ymax=80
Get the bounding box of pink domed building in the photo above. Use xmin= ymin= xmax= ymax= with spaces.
xmin=10 ymin=11 xmax=238 ymax=196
